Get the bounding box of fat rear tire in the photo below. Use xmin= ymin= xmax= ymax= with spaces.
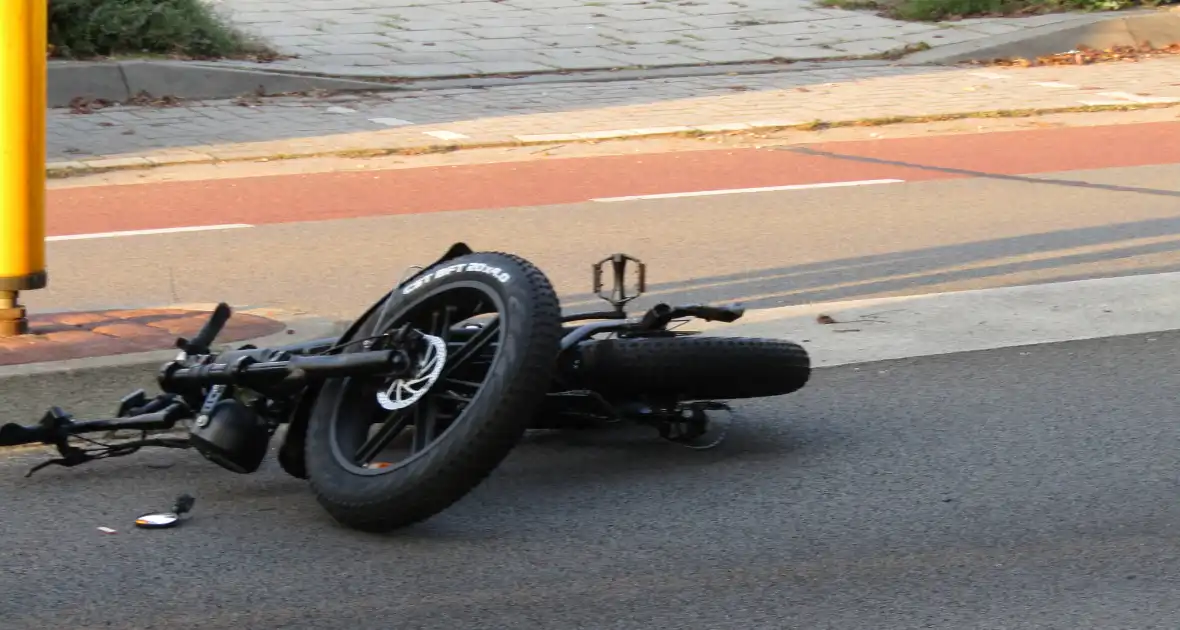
xmin=304 ymin=251 xmax=562 ymax=532
xmin=575 ymin=336 xmax=811 ymax=401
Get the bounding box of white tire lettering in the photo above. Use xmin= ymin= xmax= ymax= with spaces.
xmin=401 ymin=259 xmax=512 ymax=294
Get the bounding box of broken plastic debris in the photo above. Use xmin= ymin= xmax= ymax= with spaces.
xmin=135 ymin=494 xmax=196 ymax=530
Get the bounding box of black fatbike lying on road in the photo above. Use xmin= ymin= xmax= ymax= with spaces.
xmin=0 ymin=244 xmax=811 ymax=532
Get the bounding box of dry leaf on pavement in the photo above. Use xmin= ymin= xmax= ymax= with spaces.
xmin=973 ymin=42 xmax=1180 ymax=67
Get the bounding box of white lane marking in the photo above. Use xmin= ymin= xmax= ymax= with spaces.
xmin=47 ymin=224 xmax=253 ymax=242
xmin=1034 ymin=81 xmax=1077 ymax=89
xmin=968 ymin=71 xmax=1010 ymax=79
xmin=370 ymin=117 xmax=414 ymax=127
xmin=591 ymin=179 xmax=905 ymax=202
xmin=424 ymin=130 xmax=469 ymax=140
xmin=1084 ymin=91 xmax=1180 ymax=105
xmin=696 ymin=271 xmax=1180 ymax=368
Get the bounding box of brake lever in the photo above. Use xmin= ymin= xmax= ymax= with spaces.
xmin=25 ymin=446 xmax=93 ymax=478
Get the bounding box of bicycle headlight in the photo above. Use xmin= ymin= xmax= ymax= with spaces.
xmin=188 ymin=399 xmax=271 ymax=474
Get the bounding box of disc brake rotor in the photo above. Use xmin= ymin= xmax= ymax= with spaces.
xmin=376 ymin=333 xmax=448 ymax=411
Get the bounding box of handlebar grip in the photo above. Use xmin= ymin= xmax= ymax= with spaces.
xmin=0 ymin=422 xmax=42 ymax=447
xmin=184 ymin=302 xmax=232 ymax=353
xmin=693 ymin=305 xmax=745 ymax=322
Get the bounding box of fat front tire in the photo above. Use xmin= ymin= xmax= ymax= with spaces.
xmin=304 ymin=251 xmax=562 ymax=532
xmin=576 ymin=336 xmax=811 ymax=401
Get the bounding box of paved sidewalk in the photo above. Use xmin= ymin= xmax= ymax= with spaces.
xmin=48 ymin=57 xmax=1180 ymax=173
xmin=49 ymin=62 xmax=922 ymax=161
xmin=208 ymin=0 xmax=1099 ymax=77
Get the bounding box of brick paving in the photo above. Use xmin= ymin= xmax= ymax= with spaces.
xmin=47 ymin=57 xmax=1180 ymax=173
xmin=0 ymin=309 xmax=286 ymax=366
xmin=206 ymin=0 xmax=1098 ymax=77
xmin=48 ymin=62 xmax=924 ymax=161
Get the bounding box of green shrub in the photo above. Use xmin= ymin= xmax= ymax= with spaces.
xmin=821 ymin=0 xmax=1157 ymax=20
xmin=48 ymin=0 xmax=270 ymax=59
xmin=895 ymin=0 xmax=1144 ymax=19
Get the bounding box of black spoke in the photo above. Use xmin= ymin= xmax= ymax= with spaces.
xmin=355 ymin=408 xmax=413 ymax=464
xmin=437 ymin=306 xmax=455 ymax=341
xmin=441 ymin=317 xmax=500 ymax=379
xmin=333 ymin=288 xmax=505 ymax=475
xmin=412 ymin=404 xmax=438 ymax=453
xmin=434 ymin=391 xmax=472 ymax=404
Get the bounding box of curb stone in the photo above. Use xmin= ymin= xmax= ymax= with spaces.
xmin=48 ymin=60 xmax=401 ymax=109
xmin=46 ymin=57 xmax=903 ymax=108
xmin=0 ymin=305 xmax=349 ymax=449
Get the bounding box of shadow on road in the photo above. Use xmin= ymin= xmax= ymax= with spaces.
xmin=785 ymin=145 xmax=1180 ymax=199
xmin=560 ymin=212 xmax=1180 ymax=311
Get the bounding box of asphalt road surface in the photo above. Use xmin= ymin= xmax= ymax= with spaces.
xmin=5 ymin=331 xmax=1180 ymax=629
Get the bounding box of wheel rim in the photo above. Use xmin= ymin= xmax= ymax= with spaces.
xmin=328 ymin=281 xmax=506 ymax=476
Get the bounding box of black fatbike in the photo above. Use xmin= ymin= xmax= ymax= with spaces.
xmin=0 ymin=244 xmax=811 ymax=532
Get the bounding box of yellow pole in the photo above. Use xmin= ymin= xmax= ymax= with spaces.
xmin=0 ymin=0 xmax=48 ymax=336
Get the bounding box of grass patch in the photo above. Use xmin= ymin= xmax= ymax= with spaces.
xmin=817 ymin=0 xmax=1167 ymax=21
xmin=48 ymin=0 xmax=277 ymax=61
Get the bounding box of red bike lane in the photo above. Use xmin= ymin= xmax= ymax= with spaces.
xmin=47 ymin=120 xmax=1180 ymax=238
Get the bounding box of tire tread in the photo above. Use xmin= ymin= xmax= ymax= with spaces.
xmin=577 ymin=336 xmax=811 ymax=401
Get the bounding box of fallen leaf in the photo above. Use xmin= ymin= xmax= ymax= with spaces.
xmin=973 ymin=42 xmax=1180 ymax=68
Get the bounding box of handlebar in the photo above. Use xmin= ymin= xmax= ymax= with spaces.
xmin=160 ymin=348 xmax=405 ymax=390
xmin=0 ymin=400 xmax=192 ymax=448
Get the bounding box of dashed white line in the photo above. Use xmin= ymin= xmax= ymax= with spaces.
xmin=1096 ymin=91 xmax=1180 ymax=104
xmin=424 ymin=130 xmax=469 ymax=140
xmin=1079 ymin=91 xmax=1180 ymax=106
xmin=1033 ymin=81 xmax=1078 ymax=89
xmin=47 ymin=224 xmax=254 ymax=242
xmin=591 ymin=179 xmax=905 ymax=202
xmin=370 ymin=117 xmax=414 ymax=127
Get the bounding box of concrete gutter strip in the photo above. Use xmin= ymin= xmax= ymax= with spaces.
xmin=696 ymin=271 xmax=1180 ymax=368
